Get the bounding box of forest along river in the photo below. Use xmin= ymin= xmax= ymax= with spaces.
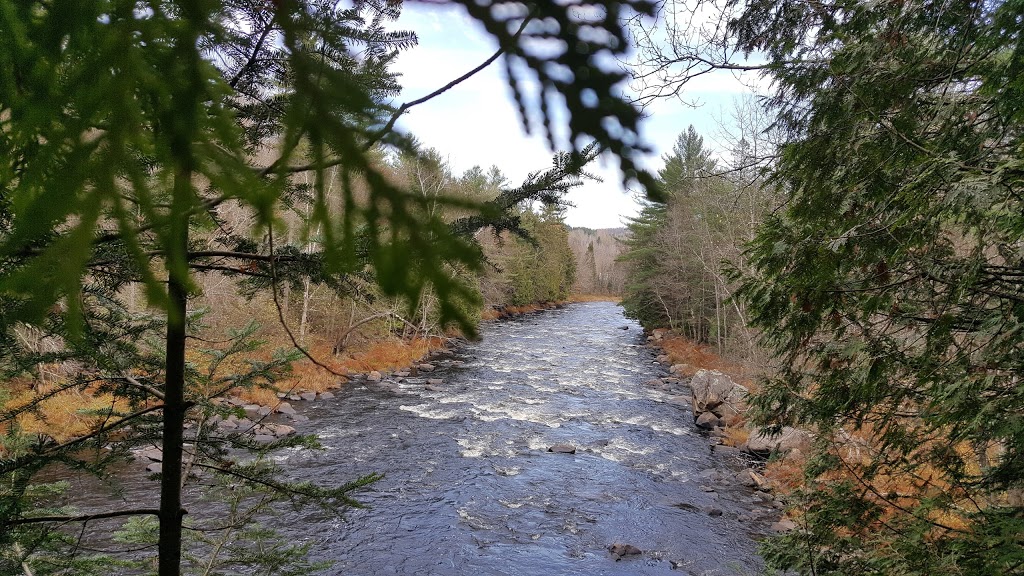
xmin=276 ymin=302 xmax=769 ymax=575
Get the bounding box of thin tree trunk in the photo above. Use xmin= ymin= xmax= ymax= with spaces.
xmin=299 ymin=277 xmax=311 ymax=340
xmin=159 ymin=169 xmax=191 ymax=576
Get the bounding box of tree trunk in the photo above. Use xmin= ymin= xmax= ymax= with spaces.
xmin=299 ymin=277 xmax=311 ymax=340
xmin=159 ymin=169 xmax=191 ymax=576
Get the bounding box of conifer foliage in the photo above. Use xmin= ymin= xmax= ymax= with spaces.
xmin=0 ymin=1 xmax=654 ymax=573
xmin=728 ymin=0 xmax=1024 ymax=573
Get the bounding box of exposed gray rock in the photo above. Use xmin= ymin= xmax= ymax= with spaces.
xmin=288 ymin=394 xmax=301 ymax=401
xmin=417 ymin=363 xmax=435 ymax=372
xmin=424 ymin=384 xmax=443 ymax=392
xmin=689 ymin=369 xmax=747 ymax=417
xmin=695 ymin=411 xmax=721 ymax=430
xmin=263 ymin=423 xmax=296 ymax=437
xmin=735 ymin=469 xmax=764 ymax=488
xmin=299 ymin=392 xmax=317 ymax=402
xmin=771 ymin=519 xmax=798 ymax=533
xmin=257 ymin=406 xmax=272 ymax=417
xmin=548 ymin=444 xmax=576 ymax=454
xmin=275 ymin=402 xmax=296 ymax=415
xmin=252 ymin=434 xmax=277 ymax=445
xmin=318 ymin=391 xmax=335 ymax=400
xmin=146 ymin=462 xmax=162 ymax=474
xmin=669 ymin=363 xmax=693 ymax=376
xmin=712 ymin=444 xmax=741 ymax=459
xmin=706 ymin=507 xmax=723 ymax=517
xmin=367 ymin=371 xmax=382 ymax=382
xmin=427 ymin=378 xmax=444 ymax=386
xmin=743 ymin=426 xmax=812 ymax=456
xmin=138 ymin=448 xmax=162 ymax=462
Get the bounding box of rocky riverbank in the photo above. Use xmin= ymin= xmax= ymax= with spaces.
xmin=644 ymin=331 xmax=806 ymax=535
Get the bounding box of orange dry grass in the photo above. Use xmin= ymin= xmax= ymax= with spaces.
xmin=763 ymin=455 xmax=807 ymax=493
xmin=223 ymin=336 xmax=444 ymax=404
xmin=722 ymin=424 xmax=751 ymax=448
xmin=659 ymin=336 xmax=754 ymax=386
xmin=335 ymin=337 xmax=441 ymax=373
xmin=5 ymin=385 xmax=130 ymax=444
xmin=480 ymin=308 xmax=502 ymax=321
xmin=764 ymin=424 xmax=977 ymax=534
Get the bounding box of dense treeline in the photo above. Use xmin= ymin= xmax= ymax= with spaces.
xmin=619 ymin=123 xmax=775 ymax=358
xmin=567 ymin=227 xmax=627 ymax=296
xmin=630 ymin=0 xmax=1024 ymax=573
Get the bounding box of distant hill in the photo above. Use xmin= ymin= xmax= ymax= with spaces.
xmin=567 ymin=227 xmax=628 ymax=295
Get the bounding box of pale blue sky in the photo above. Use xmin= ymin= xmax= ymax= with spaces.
xmin=390 ymin=5 xmax=763 ymax=228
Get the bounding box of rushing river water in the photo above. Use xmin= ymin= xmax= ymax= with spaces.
xmin=65 ymin=302 xmax=769 ymax=575
xmin=273 ymin=302 xmax=767 ymax=575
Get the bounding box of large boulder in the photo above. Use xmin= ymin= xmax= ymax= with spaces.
xmin=743 ymin=426 xmax=812 ymax=456
xmin=695 ymin=411 xmax=721 ymax=430
xmin=688 ymin=370 xmax=747 ymax=417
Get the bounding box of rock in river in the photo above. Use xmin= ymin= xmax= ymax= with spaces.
xmin=548 ymin=444 xmax=576 ymax=454
xmin=607 ymin=543 xmax=642 ymax=559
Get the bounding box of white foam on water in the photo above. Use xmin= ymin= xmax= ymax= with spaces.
xmin=493 ymin=466 xmax=521 ymax=477
xmin=472 ymin=403 xmax=563 ymax=427
xmin=399 ymin=403 xmax=460 ymax=420
xmin=456 ymin=437 xmax=486 ymax=458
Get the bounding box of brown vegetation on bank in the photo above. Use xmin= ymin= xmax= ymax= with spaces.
xmin=1 ymin=301 xmax=578 ymax=447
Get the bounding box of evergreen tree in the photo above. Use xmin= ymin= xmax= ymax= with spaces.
xmin=729 ymin=0 xmax=1024 ymax=573
xmin=0 ymin=1 xmax=655 ymax=573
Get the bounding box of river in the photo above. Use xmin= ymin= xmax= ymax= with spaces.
xmin=59 ymin=301 xmax=768 ymax=575
xmin=272 ymin=302 xmax=767 ymax=575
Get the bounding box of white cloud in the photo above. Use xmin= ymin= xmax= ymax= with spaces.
xmin=387 ymin=3 xmax=762 ymax=229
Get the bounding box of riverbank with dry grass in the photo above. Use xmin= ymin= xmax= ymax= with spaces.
xmin=1 ymin=299 xmax=612 ymax=448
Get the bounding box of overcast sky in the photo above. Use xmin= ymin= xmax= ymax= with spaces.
xmin=390 ymin=5 xmax=762 ymax=229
